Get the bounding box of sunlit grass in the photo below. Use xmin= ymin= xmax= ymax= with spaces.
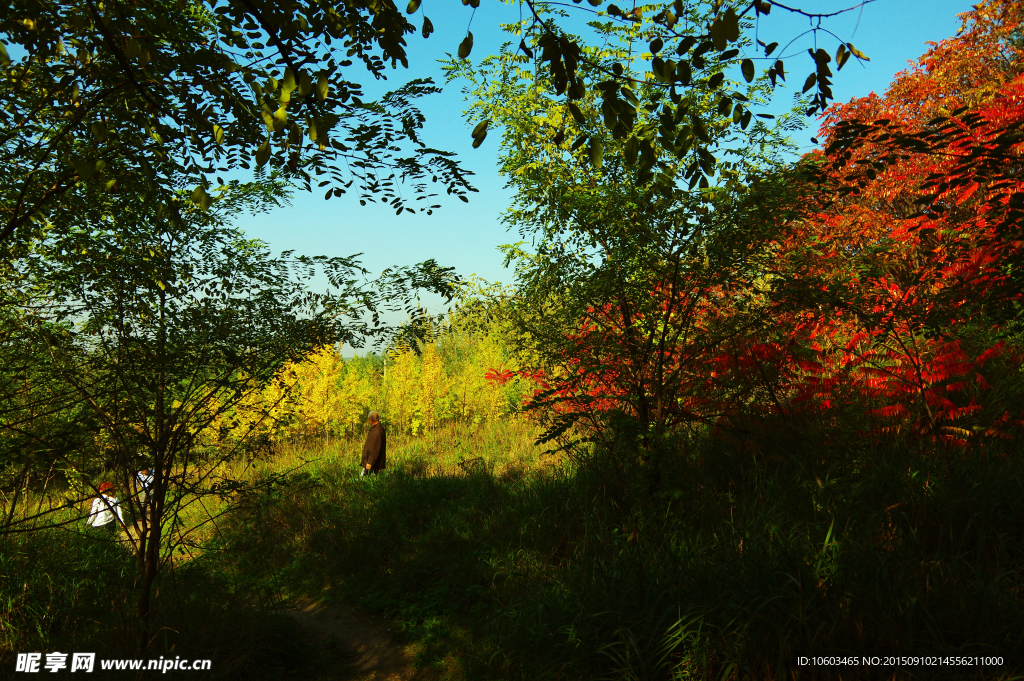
xmin=6 ymin=414 xmax=1024 ymax=680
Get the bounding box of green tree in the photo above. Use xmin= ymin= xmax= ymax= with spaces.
xmin=0 ymin=0 xmax=476 ymax=253
xmin=447 ymin=9 xmax=813 ymax=490
xmin=0 ymin=176 xmax=458 ymax=647
xmin=1 ymin=0 xmax=877 ymax=257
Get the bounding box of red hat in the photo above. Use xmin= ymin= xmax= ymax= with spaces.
xmin=98 ymin=482 xmax=115 ymax=494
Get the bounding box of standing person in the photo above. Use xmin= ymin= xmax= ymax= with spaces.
xmin=360 ymin=411 xmax=387 ymax=477
xmin=86 ymin=482 xmax=123 ymax=534
xmin=135 ymin=468 xmax=153 ymax=505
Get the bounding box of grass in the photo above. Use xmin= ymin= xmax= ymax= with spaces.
xmin=5 ymin=416 xmax=1024 ymax=680
xmin=0 ymin=509 xmax=333 ymax=680
xmin=0 ymin=419 xmax=545 ymax=679
xmin=209 ymin=417 xmax=1024 ymax=680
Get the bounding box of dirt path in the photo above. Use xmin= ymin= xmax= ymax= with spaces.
xmin=281 ymin=598 xmax=419 ymax=680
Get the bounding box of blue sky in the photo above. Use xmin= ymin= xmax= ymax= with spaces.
xmin=234 ymin=0 xmax=976 ymax=332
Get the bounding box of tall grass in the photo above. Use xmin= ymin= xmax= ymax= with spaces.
xmin=0 ymin=419 xmax=544 ymax=679
xmin=0 ymin=518 xmax=333 ymax=679
xmin=5 ymin=414 xmax=1024 ymax=680
xmin=209 ymin=416 xmax=1024 ymax=681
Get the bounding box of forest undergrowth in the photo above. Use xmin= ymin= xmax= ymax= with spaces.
xmin=212 ymin=416 xmax=1024 ymax=681
xmin=4 ymin=412 xmax=1024 ymax=680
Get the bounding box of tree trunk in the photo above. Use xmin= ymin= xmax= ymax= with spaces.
xmin=136 ymin=499 xmax=162 ymax=652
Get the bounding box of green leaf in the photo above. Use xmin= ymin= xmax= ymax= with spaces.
xmin=835 ymin=43 xmax=848 ymax=70
xmin=693 ymin=118 xmax=709 ymax=142
xmin=298 ymin=69 xmax=312 ymax=96
xmin=471 ymin=119 xmax=489 ymax=145
xmin=650 ymin=38 xmax=663 ymax=54
xmin=709 ymin=17 xmax=726 ymax=51
xmin=422 ymin=16 xmax=434 ymax=38
xmin=213 ymin=124 xmax=224 ymax=145
xmin=708 ymin=72 xmax=725 ymax=89
xmin=589 ymin=139 xmax=603 ymax=169
xmin=676 ymin=60 xmax=691 ymax=86
xmin=724 ymin=8 xmax=739 ymax=42
xmin=190 ymin=185 xmax=213 ymax=210
xmin=471 ymin=127 xmax=487 ymax=148
xmin=406 ymin=0 xmax=421 ymax=14
xmin=458 ymin=32 xmax=474 ymax=59
xmin=567 ymin=102 xmax=587 ymax=125
xmin=273 ymin=105 xmax=288 ymax=132
xmin=125 ymin=37 xmax=141 ymax=59
xmin=652 ymin=56 xmax=667 ymax=81
xmin=255 ymin=139 xmax=271 ymax=167
xmin=316 ymin=72 xmax=329 ymax=101
xmin=846 ymin=42 xmax=870 ymax=61
xmin=72 ymin=158 xmax=96 ymax=181
xmin=281 ymin=68 xmax=297 ymax=101
xmin=624 ymin=136 xmax=638 ymax=165
xmin=764 ymin=41 xmax=778 ymax=56
xmin=802 ymin=72 xmax=817 ymax=94
xmin=741 ymin=59 xmax=754 ymax=83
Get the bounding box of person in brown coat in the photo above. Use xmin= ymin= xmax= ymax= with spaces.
xmin=360 ymin=411 xmax=387 ymax=476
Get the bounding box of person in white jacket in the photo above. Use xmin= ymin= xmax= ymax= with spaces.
xmin=87 ymin=482 xmax=123 ymax=533
xmin=135 ymin=468 xmax=153 ymax=505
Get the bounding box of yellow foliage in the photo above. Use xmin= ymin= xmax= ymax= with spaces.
xmin=205 ymin=300 xmax=539 ymax=445
xmin=383 ymin=347 xmax=418 ymax=433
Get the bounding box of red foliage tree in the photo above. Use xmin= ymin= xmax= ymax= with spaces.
xmin=763 ymin=0 xmax=1024 ymax=445
xmin=524 ymin=0 xmax=1024 ymax=453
